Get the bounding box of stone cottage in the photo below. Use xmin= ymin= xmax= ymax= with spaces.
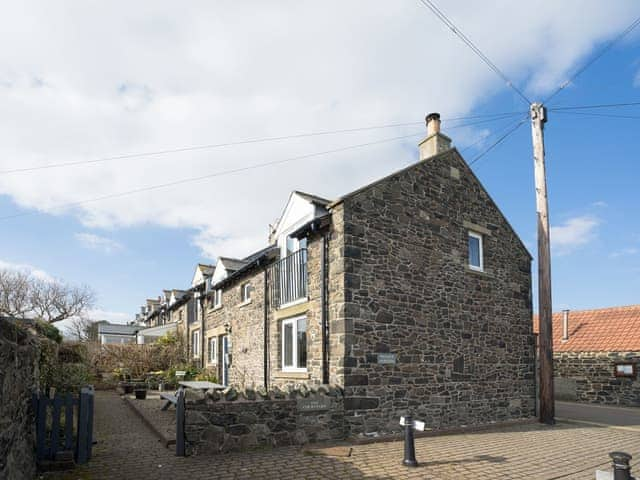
xmin=195 ymin=113 xmax=535 ymax=436
xmin=535 ymin=305 xmax=640 ymax=406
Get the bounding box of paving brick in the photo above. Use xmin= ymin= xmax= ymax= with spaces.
xmin=44 ymin=391 xmax=640 ymax=480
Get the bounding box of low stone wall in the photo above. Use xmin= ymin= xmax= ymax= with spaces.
xmin=0 ymin=320 xmax=39 ymax=480
xmin=554 ymin=351 xmax=640 ymax=406
xmin=185 ymin=385 xmax=345 ymax=455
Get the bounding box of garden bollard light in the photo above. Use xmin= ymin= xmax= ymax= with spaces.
xmin=610 ymin=452 xmax=634 ymax=480
xmin=401 ymin=415 xmax=418 ymax=467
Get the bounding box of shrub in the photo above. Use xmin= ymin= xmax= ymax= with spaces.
xmin=89 ymin=341 xmax=187 ymax=379
xmin=34 ymin=320 xmax=62 ymax=344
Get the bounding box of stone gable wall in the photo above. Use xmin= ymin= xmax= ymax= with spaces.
xmin=554 ymin=351 xmax=640 ymax=406
xmin=339 ymin=149 xmax=536 ymax=436
xmin=184 ymin=386 xmax=345 ymax=455
xmin=0 ymin=320 xmax=39 ymax=480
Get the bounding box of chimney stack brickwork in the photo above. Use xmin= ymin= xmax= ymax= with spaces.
xmin=419 ymin=112 xmax=452 ymax=160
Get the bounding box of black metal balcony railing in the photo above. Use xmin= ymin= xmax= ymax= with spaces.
xmin=267 ymin=249 xmax=308 ymax=308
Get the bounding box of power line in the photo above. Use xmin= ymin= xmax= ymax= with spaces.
xmin=551 ymin=110 xmax=640 ymax=120
xmin=549 ymin=101 xmax=640 ymax=111
xmin=468 ymin=115 xmax=529 ymax=166
xmin=0 ymin=131 xmax=425 ymax=221
xmin=543 ymin=14 xmax=640 ymax=104
xmin=459 ymin=115 xmax=528 ymax=154
xmin=416 ymin=0 xmax=531 ymax=105
xmin=0 ymin=113 xmax=524 ymax=176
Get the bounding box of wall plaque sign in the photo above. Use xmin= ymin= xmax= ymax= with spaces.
xmin=377 ymin=353 xmax=397 ymax=364
xmin=297 ymin=396 xmax=332 ymax=412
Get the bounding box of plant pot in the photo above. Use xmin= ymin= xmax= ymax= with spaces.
xmin=123 ymin=384 xmax=134 ymax=394
xmin=134 ymin=389 xmax=147 ymax=400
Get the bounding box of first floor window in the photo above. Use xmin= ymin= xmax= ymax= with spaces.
xmin=213 ymin=289 xmax=222 ymax=308
xmin=282 ymin=316 xmax=307 ymax=372
xmin=192 ymin=330 xmax=200 ymax=358
xmin=615 ymin=363 xmax=636 ymax=378
xmin=240 ymin=283 xmax=251 ymax=303
xmin=208 ymin=336 xmax=217 ymax=364
xmin=468 ymin=231 xmax=483 ymax=271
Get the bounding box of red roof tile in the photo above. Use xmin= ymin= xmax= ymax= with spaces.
xmin=533 ymin=305 xmax=640 ymax=352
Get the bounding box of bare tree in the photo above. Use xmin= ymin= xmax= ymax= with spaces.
xmin=0 ymin=267 xmax=96 ymax=323
xmin=0 ymin=269 xmax=34 ymax=318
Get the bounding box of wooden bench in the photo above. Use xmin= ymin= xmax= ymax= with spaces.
xmin=160 ymin=392 xmax=179 ymax=411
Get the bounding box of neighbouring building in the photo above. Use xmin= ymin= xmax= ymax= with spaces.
xmin=536 ymin=305 xmax=640 ymax=406
xmin=194 ymin=113 xmax=535 ymax=436
xmin=97 ymin=323 xmax=142 ymax=345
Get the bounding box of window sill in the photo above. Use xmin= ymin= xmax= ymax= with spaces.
xmin=278 ymin=297 xmax=309 ymax=310
xmin=238 ymin=299 xmax=252 ymax=308
xmin=212 ymin=305 xmax=223 ymax=312
xmin=273 ymin=371 xmax=310 ymax=380
xmin=465 ymin=266 xmax=490 ymax=277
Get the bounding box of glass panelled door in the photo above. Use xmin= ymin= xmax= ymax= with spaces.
xmin=220 ymin=335 xmax=230 ymax=386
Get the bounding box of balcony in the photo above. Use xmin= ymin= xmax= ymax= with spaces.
xmin=267 ymin=249 xmax=308 ymax=308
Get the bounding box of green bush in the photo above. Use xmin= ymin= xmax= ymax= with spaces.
xmin=34 ymin=320 xmax=62 ymax=344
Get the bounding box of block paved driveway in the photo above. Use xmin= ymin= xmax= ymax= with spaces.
xmin=44 ymin=391 xmax=640 ymax=480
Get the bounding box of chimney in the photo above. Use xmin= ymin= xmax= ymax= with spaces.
xmin=561 ymin=309 xmax=570 ymax=342
xmin=419 ymin=112 xmax=452 ymax=160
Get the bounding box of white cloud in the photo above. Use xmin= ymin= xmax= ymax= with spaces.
xmin=551 ymin=215 xmax=600 ymax=254
xmin=75 ymin=232 xmax=123 ymax=254
xmin=0 ymin=1 xmax=637 ymax=260
xmin=0 ymin=258 xmax=53 ymax=281
xmin=592 ymin=201 xmax=608 ymax=208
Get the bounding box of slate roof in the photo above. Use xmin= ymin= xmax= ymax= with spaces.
xmin=218 ymin=257 xmax=249 ymax=272
xmin=197 ymin=263 xmax=215 ymax=276
xmin=533 ymin=305 xmax=640 ymax=352
xmin=98 ymin=323 xmax=141 ymax=335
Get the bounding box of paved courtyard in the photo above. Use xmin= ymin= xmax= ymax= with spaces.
xmin=44 ymin=391 xmax=640 ymax=480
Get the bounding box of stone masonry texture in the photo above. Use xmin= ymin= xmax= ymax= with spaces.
xmin=184 ymin=386 xmax=345 ymax=455
xmin=0 ymin=319 xmax=38 ymax=480
xmin=554 ymin=351 xmax=640 ymax=406
xmin=337 ymin=148 xmax=535 ymax=436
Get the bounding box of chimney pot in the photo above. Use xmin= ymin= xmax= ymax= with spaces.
xmin=419 ymin=112 xmax=451 ymax=160
xmin=562 ymin=309 xmax=570 ymax=341
xmin=426 ymin=112 xmax=441 ymax=135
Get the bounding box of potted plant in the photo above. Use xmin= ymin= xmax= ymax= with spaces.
xmin=134 ymin=387 xmax=147 ymax=400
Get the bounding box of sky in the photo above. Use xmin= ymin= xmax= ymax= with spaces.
xmin=0 ymin=1 xmax=638 ymax=329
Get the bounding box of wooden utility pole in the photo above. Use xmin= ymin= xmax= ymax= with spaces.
xmin=530 ymin=102 xmax=555 ymax=425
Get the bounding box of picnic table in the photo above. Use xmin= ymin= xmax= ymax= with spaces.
xmin=160 ymin=381 xmax=225 ymax=410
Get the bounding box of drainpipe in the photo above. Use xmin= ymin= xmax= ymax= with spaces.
xmin=321 ymin=232 xmax=330 ymax=385
xmin=200 ymin=289 xmax=206 ymax=369
xmin=263 ymin=265 xmax=269 ymax=390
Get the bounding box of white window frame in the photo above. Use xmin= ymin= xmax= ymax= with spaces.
xmin=208 ymin=336 xmax=218 ymax=364
xmin=240 ymin=283 xmax=251 ymax=303
xmin=192 ymin=329 xmax=200 ymax=358
xmin=468 ymin=231 xmax=484 ymax=272
xmin=213 ymin=289 xmax=222 ymax=308
xmin=281 ymin=315 xmax=307 ymax=373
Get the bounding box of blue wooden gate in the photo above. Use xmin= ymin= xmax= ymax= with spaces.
xmin=33 ymin=386 xmax=94 ymax=465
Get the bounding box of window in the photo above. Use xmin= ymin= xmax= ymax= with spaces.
xmin=191 ymin=330 xmax=200 ymax=358
xmin=615 ymin=363 xmax=636 ymax=378
xmin=282 ymin=316 xmax=307 ymax=372
xmin=208 ymin=336 xmax=217 ymax=364
xmin=213 ymin=289 xmax=222 ymax=308
xmin=468 ymin=231 xmax=484 ymax=271
xmin=240 ymin=283 xmax=251 ymax=303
